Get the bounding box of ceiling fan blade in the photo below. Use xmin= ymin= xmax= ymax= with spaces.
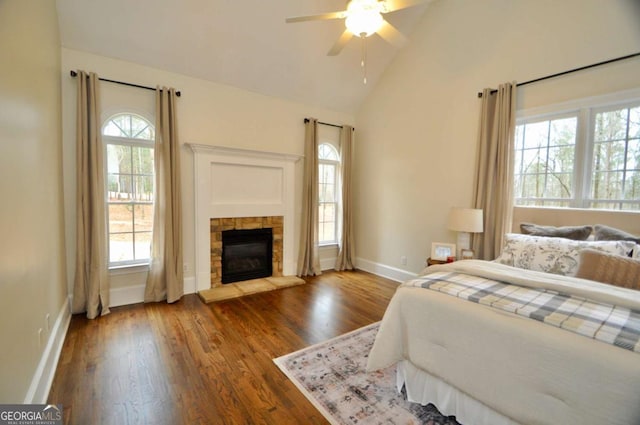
xmin=376 ymin=19 xmax=408 ymax=48
xmin=285 ymin=11 xmax=346 ymax=23
xmin=327 ymin=30 xmax=354 ymax=56
xmin=383 ymin=0 xmax=429 ymax=13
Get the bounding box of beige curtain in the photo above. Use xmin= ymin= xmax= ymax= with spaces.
xmin=72 ymin=71 xmax=109 ymax=319
xmin=145 ymin=87 xmax=184 ymax=303
xmin=472 ymin=82 xmax=517 ymax=260
xmin=297 ymin=118 xmax=322 ymax=276
xmin=335 ymin=125 xmax=355 ymax=271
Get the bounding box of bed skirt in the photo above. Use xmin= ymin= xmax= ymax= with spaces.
xmin=397 ymin=360 xmax=521 ymax=425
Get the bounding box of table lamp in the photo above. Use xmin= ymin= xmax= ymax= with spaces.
xmin=447 ymin=207 xmax=484 ymax=259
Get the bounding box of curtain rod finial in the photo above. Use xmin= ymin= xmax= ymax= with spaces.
xmin=477 ymin=92 xmax=483 ymax=98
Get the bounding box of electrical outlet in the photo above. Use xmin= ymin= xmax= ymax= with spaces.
xmin=45 ymin=313 xmax=51 ymax=332
xmin=400 ymin=256 xmax=407 ymax=266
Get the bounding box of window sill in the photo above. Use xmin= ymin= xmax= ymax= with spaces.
xmin=109 ymin=263 xmax=150 ymax=276
xmin=319 ymin=243 xmax=338 ymax=249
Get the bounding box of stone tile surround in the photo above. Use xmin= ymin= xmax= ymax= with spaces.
xmin=210 ymin=216 xmax=283 ymax=288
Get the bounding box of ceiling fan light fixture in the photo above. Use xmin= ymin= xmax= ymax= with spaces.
xmin=345 ymin=0 xmax=384 ymax=37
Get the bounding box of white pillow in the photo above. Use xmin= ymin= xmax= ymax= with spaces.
xmin=494 ymin=233 xmax=636 ymax=276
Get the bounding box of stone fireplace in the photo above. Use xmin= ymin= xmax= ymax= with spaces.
xmin=191 ymin=144 xmax=301 ymax=292
xmin=210 ymin=216 xmax=283 ymax=287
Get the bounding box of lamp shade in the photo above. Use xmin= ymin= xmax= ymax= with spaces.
xmin=447 ymin=208 xmax=484 ymax=233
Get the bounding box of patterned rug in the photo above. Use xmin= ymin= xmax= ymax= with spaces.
xmin=273 ymin=323 xmax=461 ymax=425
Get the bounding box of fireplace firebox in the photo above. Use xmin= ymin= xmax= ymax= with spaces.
xmin=221 ymin=228 xmax=273 ymax=284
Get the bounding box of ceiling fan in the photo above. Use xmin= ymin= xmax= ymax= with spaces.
xmin=285 ymin=0 xmax=429 ymax=57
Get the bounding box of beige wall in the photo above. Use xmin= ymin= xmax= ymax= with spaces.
xmin=60 ymin=49 xmax=354 ymax=298
xmin=0 ymin=0 xmax=67 ymax=402
xmin=354 ymin=0 xmax=640 ymax=274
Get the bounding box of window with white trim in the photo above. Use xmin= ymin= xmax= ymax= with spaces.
xmin=103 ymin=113 xmax=155 ymax=267
xmin=318 ymin=143 xmax=340 ymax=245
xmin=514 ymin=94 xmax=640 ymax=211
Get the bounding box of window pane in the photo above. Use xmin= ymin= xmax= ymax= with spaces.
xmin=318 ymin=203 xmax=336 ymax=243
xmin=593 ymin=141 xmax=626 ymax=172
xmin=545 ymin=172 xmax=572 ymax=198
xmin=134 ymin=204 xmax=153 ymax=232
xmin=591 ymin=171 xmax=623 ymax=200
xmin=318 ymin=143 xmax=339 ymax=161
xmin=514 ymin=116 xmax=577 ymax=205
xmin=594 ymin=109 xmax=628 ymax=141
xmin=549 ymin=117 xmax=577 ymax=146
xmin=108 ymin=204 xmax=133 ymax=232
xmin=110 ymin=233 xmax=134 ymax=263
xmin=319 ymin=183 xmax=327 ymax=202
xmin=624 ymin=170 xmax=640 ymax=200
xmin=547 ymin=146 xmax=573 ymax=173
xmin=132 ymin=146 xmax=154 ymax=174
xmin=319 ymin=203 xmax=336 ymax=222
xmin=107 ymin=175 xmax=132 ymax=201
xmin=107 ymin=144 xmax=129 ymax=173
xmin=134 ymin=231 xmax=152 ymax=260
xmin=103 ymin=114 xmax=154 ymax=140
xmin=319 ymin=163 xmax=335 ymax=184
xmin=627 ymin=139 xmax=640 ymax=171
xmin=523 ymin=121 xmax=549 ymax=149
xmin=133 ymin=175 xmax=154 ymax=201
xmin=522 ymin=174 xmax=545 ymax=199
xmin=103 ymin=121 xmax=127 ymax=138
xmin=521 ymin=147 xmax=546 ymax=171
xmin=630 ymin=107 xmax=640 ymax=139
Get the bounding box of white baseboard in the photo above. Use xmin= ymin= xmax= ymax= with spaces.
xmin=24 ymin=300 xmax=71 ymax=404
xmin=109 ymin=276 xmax=197 ymax=307
xmin=355 ymin=257 xmax=417 ymax=282
xmin=184 ymin=276 xmax=196 ymax=295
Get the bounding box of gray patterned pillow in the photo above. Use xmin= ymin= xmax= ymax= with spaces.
xmin=520 ymin=223 xmax=592 ymax=240
xmin=593 ymin=224 xmax=640 ymax=244
xmin=495 ymin=233 xmax=636 ymax=276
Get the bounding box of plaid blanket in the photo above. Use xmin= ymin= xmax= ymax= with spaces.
xmin=406 ymin=271 xmax=640 ymax=354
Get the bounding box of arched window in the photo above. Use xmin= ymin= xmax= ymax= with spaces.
xmin=103 ymin=113 xmax=155 ymax=266
xmin=318 ymin=143 xmax=340 ymax=244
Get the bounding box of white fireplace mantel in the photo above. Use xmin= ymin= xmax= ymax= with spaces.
xmin=189 ymin=143 xmax=302 ymax=292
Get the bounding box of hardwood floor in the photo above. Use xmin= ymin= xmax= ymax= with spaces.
xmin=48 ymin=271 xmax=398 ymax=425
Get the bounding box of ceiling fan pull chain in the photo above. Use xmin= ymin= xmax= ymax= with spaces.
xmin=360 ymin=34 xmax=368 ymax=84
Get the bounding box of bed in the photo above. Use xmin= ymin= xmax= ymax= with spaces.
xmin=366 ymin=231 xmax=640 ymax=425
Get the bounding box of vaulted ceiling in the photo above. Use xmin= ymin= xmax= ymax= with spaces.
xmin=56 ymin=0 xmax=431 ymax=113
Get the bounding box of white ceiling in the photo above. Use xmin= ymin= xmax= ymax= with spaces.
xmin=55 ymin=0 xmax=431 ymax=113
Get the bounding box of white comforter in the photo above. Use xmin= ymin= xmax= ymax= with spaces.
xmin=366 ymin=260 xmax=640 ymax=425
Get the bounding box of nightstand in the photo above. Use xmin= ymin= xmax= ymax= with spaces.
xmin=426 ymin=257 xmax=448 ymax=267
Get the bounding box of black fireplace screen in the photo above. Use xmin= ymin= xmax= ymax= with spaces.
xmin=221 ymin=228 xmax=273 ymax=284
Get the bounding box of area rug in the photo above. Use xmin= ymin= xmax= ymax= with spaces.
xmin=273 ymin=322 xmax=461 ymax=425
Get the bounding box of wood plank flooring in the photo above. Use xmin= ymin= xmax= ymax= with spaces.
xmin=48 ymin=270 xmax=399 ymax=425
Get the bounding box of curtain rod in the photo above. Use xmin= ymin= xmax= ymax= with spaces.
xmin=69 ymin=70 xmax=181 ymax=97
xmin=477 ymin=51 xmax=640 ymax=98
xmin=304 ymin=118 xmax=342 ymax=128
xmin=304 ymin=118 xmax=354 ymax=130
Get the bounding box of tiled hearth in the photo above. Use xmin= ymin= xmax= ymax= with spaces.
xmin=210 ymin=216 xmax=283 ymax=288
